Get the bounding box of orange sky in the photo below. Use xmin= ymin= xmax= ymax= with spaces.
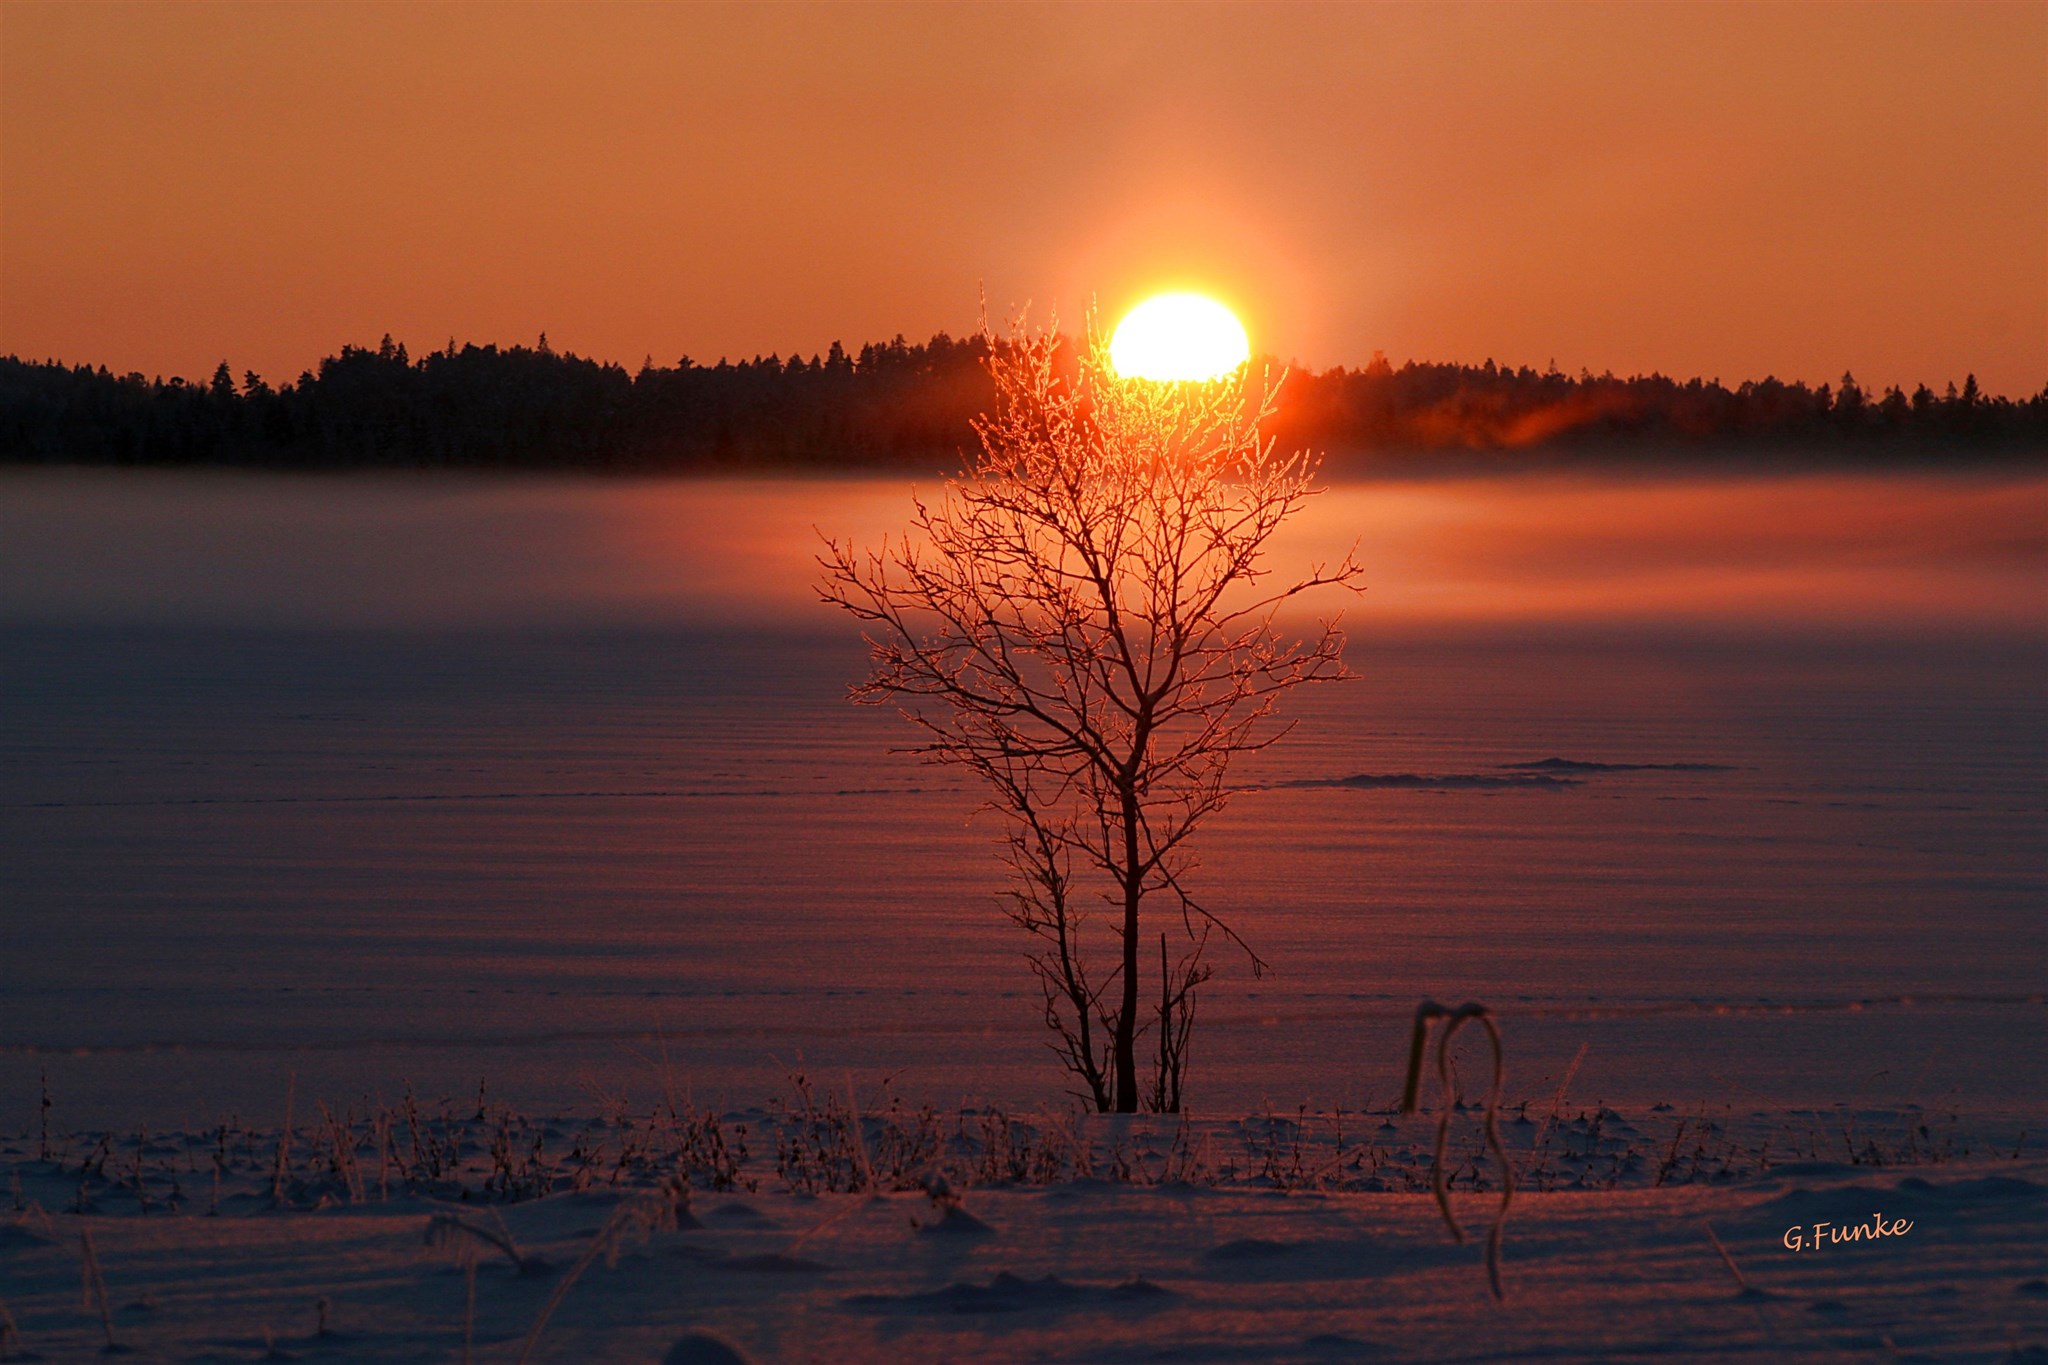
xmin=3 ymin=1 xmax=2042 ymax=396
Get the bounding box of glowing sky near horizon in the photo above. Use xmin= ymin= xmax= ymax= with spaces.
xmin=1 ymin=1 xmax=2042 ymax=396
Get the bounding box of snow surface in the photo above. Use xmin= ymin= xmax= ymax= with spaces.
xmin=3 ymin=1106 xmax=2044 ymax=1362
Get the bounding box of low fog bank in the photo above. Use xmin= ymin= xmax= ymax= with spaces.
xmin=1 ymin=467 xmax=2041 ymax=637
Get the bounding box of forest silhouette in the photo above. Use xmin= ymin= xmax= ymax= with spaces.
xmin=2 ymin=333 xmax=2041 ymax=471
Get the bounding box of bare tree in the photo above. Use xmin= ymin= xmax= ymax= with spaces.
xmin=819 ymin=314 xmax=1363 ymax=1112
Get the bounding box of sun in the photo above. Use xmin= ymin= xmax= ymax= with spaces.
xmin=1108 ymin=293 xmax=1251 ymax=382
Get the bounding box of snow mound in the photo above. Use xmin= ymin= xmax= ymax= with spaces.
xmin=846 ymin=1270 xmax=1172 ymax=1315
xmin=1200 ymin=1236 xmax=1460 ymax=1281
xmin=662 ymin=1330 xmax=754 ymax=1365
xmin=0 ymin=1222 xmax=56 ymax=1250
xmin=916 ymin=1202 xmax=994 ymax=1237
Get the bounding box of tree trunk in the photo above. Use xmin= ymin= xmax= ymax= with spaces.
xmin=1113 ymin=786 xmax=1143 ymax=1111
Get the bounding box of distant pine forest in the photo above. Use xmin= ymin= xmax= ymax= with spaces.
xmin=3 ymin=334 xmax=2042 ymax=472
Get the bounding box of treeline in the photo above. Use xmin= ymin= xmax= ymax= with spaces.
xmin=2 ymin=333 xmax=2041 ymax=472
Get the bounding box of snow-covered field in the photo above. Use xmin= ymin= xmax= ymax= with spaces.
xmin=4 ymin=1099 xmax=2044 ymax=1363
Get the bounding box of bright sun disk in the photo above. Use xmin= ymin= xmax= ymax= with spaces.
xmin=1108 ymin=293 xmax=1250 ymax=382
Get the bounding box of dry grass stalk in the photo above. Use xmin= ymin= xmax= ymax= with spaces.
xmin=78 ymin=1228 xmax=120 ymax=1352
xmin=425 ymin=1209 xmax=542 ymax=1276
xmin=1400 ymin=999 xmax=1515 ymax=1300
xmin=317 ymin=1102 xmax=366 ymax=1204
xmin=460 ymin=1252 xmax=477 ymax=1365
xmin=270 ymin=1074 xmax=296 ymax=1208
xmin=843 ymin=1075 xmax=876 ymax=1192
xmin=512 ymin=1190 xmax=682 ymax=1365
xmin=1701 ymin=1219 xmax=1749 ymax=1293
xmin=1519 ymin=1041 xmax=1589 ymax=1189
